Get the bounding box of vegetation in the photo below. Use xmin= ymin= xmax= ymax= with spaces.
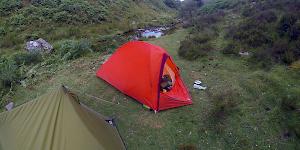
xmin=56 ymin=39 xmax=93 ymax=60
xmin=178 ymin=0 xmax=300 ymax=148
xmin=178 ymin=33 xmax=213 ymax=60
xmin=0 ymin=0 xmax=300 ymax=149
xmin=0 ymin=0 xmax=175 ymax=108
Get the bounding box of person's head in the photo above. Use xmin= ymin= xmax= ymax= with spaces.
xmin=162 ymin=74 xmax=171 ymax=82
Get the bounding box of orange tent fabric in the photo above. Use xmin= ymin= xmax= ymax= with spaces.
xmin=96 ymin=41 xmax=192 ymax=111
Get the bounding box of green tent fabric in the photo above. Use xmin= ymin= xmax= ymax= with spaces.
xmin=0 ymin=86 xmax=126 ymax=150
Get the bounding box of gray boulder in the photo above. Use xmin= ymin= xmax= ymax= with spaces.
xmin=25 ymin=38 xmax=53 ymax=53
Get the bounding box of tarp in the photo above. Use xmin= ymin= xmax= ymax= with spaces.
xmin=0 ymin=86 xmax=126 ymax=150
xmin=96 ymin=41 xmax=192 ymax=111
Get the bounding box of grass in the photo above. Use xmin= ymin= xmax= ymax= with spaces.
xmin=1 ymin=0 xmax=299 ymax=149
xmin=3 ymin=28 xmax=299 ymax=149
xmin=0 ymin=0 xmax=176 ymax=56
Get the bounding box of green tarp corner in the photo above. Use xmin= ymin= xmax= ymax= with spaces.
xmin=0 ymin=86 xmax=125 ymax=150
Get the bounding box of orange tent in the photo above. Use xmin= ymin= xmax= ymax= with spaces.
xmin=96 ymin=41 xmax=192 ymax=112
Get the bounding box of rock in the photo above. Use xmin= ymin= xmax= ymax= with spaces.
xmin=239 ymin=51 xmax=250 ymax=56
xmin=5 ymin=102 xmax=14 ymax=111
xmin=25 ymin=38 xmax=53 ymax=54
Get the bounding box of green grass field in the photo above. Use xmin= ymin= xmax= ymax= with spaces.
xmin=5 ymin=28 xmax=300 ymax=149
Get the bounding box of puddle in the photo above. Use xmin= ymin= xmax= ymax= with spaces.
xmin=141 ymin=30 xmax=163 ymax=38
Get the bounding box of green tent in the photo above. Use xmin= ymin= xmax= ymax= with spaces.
xmin=0 ymin=86 xmax=126 ymax=150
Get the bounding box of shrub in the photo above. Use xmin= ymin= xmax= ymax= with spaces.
xmin=278 ymin=13 xmax=298 ymax=38
xmin=164 ymin=0 xmax=181 ymax=9
xmin=0 ymin=57 xmax=21 ymax=88
xmin=253 ymin=10 xmax=277 ymax=23
xmin=180 ymin=0 xmax=203 ymax=21
xmin=8 ymin=14 xmax=27 ymax=27
xmin=250 ymin=39 xmax=299 ymax=66
xmin=0 ymin=0 xmax=22 ymax=16
xmin=200 ymin=0 xmax=240 ymax=14
xmin=241 ymin=7 xmax=254 ymax=17
xmin=271 ymin=40 xmax=293 ymax=64
xmin=250 ymin=48 xmax=273 ymax=69
xmin=56 ymin=39 xmax=93 ymax=60
xmin=231 ymin=20 xmax=273 ymax=48
xmin=282 ymin=50 xmax=296 ymax=65
xmin=53 ymin=11 xmax=76 ymax=24
xmin=178 ymin=34 xmax=213 ymax=60
xmin=289 ymin=22 xmax=300 ymax=41
xmin=0 ymin=27 xmax=7 ymax=37
xmin=30 ymin=0 xmax=61 ymax=7
xmin=13 ymin=52 xmax=42 ymax=66
xmin=281 ymin=89 xmax=300 ymax=137
xmin=4 ymin=0 xmax=107 ymax=29
xmin=18 ymin=6 xmax=55 ymax=24
xmin=222 ymin=42 xmax=239 ymax=55
xmin=24 ymin=33 xmax=39 ymax=41
xmin=66 ymin=27 xmax=81 ymax=38
xmin=194 ymin=12 xmax=223 ymax=29
xmin=0 ymin=33 xmax=22 ymax=48
xmin=91 ymin=34 xmax=128 ymax=53
xmin=57 ymin=0 xmax=106 ymax=24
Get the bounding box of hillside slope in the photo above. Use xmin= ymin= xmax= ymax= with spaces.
xmin=0 ymin=0 xmax=175 ymax=55
xmin=0 ymin=0 xmax=175 ymax=106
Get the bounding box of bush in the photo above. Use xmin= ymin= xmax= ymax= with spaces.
xmin=250 ymin=39 xmax=300 ymax=66
xmin=30 ymin=0 xmax=61 ymax=7
xmin=5 ymin=0 xmax=107 ymax=29
xmin=281 ymin=89 xmax=300 ymax=137
xmin=54 ymin=0 xmax=107 ymax=24
xmin=250 ymin=48 xmax=273 ymax=69
xmin=56 ymin=39 xmax=93 ymax=60
xmin=53 ymin=11 xmax=76 ymax=24
xmin=91 ymin=34 xmax=128 ymax=53
xmin=241 ymin=7 xmax=254 ymax=17
xmin=0 ymin=0 xmax=22 ymax=16
xmin=289 ymin=22 xmax=300 ymax=41
xmin=180 ymin=0 xmax=203 ymax=21
xmin=222 ymin=42 xmax=239 ymax=55
xmin=0 ymin=27 xmax=7 ymax=37
xmin=271 ymin=40 xmax=296 ymax=64
xmin=0 ymin=57 xmax=21 ymax=88
xmin=13 ymin=52 xmax=42 ymax=66
xmin=253 ymin=10 xmax=277 ymax=23
xmin=194 ymin=12 xmax=223 ymax=29
xmin=278 ymin=13 xmax=298 ymax=39
xmin=0 ymin=32 xmax=22 ymax=48
xmin=231 ymin=20 xmax=273 ymax=48
xmin=164 ymin=0 xmax=181 ymax=9
xmin=200 ymin=0 xmax=240 ymax=14
xmin=24 ymin=33 xmax=39 ymax=41
xmin=8 ymin=14 xmax=27 ymax=27
xmin=178 ymin=34 xmax=213 ymax=60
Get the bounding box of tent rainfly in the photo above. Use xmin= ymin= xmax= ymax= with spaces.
xmin=96 ymin=41 xmax=192 ymax=112
xmin=0 ymin=86 xmax=126 ymax=150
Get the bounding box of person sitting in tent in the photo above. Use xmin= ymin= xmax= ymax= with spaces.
xmin=160 ymin=74 xmax=173 ymax=92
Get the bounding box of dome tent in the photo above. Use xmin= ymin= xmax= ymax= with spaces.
xmin=96 ymin=41 xmax=192 ymax=112
xmin=0 ymin=86 xmax=125 ymax=150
